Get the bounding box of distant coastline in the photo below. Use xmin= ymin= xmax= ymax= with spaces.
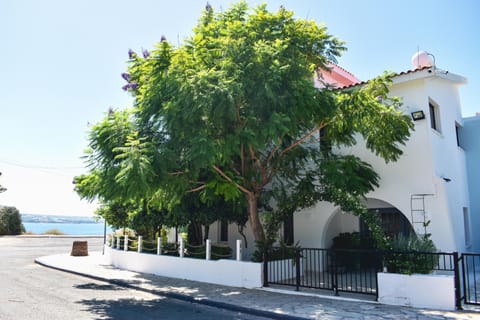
xmin=21 ymin=214 xmax=113 ymax=235
xmin=21 ymin=213 xmax=103 ymax=224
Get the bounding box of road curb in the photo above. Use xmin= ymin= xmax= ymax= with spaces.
xmin=35 ymin=258 xmax=308 ymax=320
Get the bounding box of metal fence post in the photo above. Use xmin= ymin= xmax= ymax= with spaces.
xmin=124 ymin=235 xmax=128 ymax=251
xmin=263 ymin=250 xmax=269 ymax=287
xmin=453 ymin=252 xmax=463 ymax=310
xmin=295 ymin=248 xmax=301 ymax=291
xmin=332 ymin=250 xmax=339 ymax=296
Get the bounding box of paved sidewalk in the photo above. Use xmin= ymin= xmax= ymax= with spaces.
xmin=35 ymin=252 xmax=480 ymax=320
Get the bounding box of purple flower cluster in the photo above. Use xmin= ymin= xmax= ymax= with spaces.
xmin=128 ymin=48 xmax=137 ymax=59
xmin=122 ymin=82 xmax=138 ymax=91
xmin=142 ymin=49 xmax=150 ymax=58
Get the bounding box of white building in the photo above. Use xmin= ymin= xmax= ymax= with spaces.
xmin=461 ymin=114 xmax=480 ymax=251
xmin=209 ymin=52 xmax=476 ymax=257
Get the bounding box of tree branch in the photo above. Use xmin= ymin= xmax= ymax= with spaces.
xmin=187 ymin=184 xmax=207 ymax=193
xmin=279 ymin=123 xmax=325 ymax=157
xmin=212 ymin=165 xmax=251 ymax=194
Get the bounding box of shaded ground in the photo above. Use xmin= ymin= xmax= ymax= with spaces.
xmin=0 ymin=236 xmax=269 ymax=320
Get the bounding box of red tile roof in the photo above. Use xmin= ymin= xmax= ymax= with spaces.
xmin=334 ymin=66 xmax=433 ymax=90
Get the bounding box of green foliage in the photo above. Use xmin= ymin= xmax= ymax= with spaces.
xmin=330 ymin=232 xmax=380 ymax=271
xmin=252 ymin=240 xmax=300 ymax=262
xmin=384 ymin=234 xmax=438 ymax=274
xmin=0 ymin=206 xmax=24 ymax=235
xmin=186 ymin=243 xmax=233 ymax=260
xmin=331 ymin=232 xmax=377 ymax=250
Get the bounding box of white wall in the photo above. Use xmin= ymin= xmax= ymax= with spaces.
xmin=461 ymin=116 xmax=480 ymax=251
xmin=377 ymin=273 xmax=455 ymax=310
xmin=106 ymin=246 xmax=263 ymax=288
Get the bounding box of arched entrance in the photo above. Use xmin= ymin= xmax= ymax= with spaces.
xmin=362 ymin=198 xmax=414 ymax=240
xmin=323 ymin=198 xmax=414 ymax=248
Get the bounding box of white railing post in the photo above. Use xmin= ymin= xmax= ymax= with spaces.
xmin=206 ymin=239 xmax=211 ymax=261
xmin=236 ymin=239 xmax=242 ymax=261
xmin=179 ymin=237 xmax=184 ymax=258
xmin=157 ymin=237 xmax=162 ymax=255
xmin=138 ymin=236 xmax=142 ymax=253
xmin=116 ymin=236 xmax=120 ymax=249
xmin=124 ymin=235 xmax=128 ymax=251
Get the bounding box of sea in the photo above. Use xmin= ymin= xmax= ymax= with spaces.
xmin=23 ymin=222 xmax=114 ymax=235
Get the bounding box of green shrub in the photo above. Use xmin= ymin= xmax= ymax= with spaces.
xmin=0 ymin=206 xmax=24 ymax=235
xmin=186 ymin=243 xmax=233 ymax=260
xmin=252 ymin=240 xmax=299 ymax=262
xmin=330 ymin=232 xmax=379 ymax=270
xmin=43 ymin=228 xmax=65 ymax=235
xmin=384 ymin=234 xmax=438 ymax=274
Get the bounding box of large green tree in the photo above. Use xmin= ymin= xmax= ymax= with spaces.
xmin=76 ymin=2 xmax=413 ymax=245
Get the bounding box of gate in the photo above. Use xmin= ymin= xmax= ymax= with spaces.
xmin=263 ymin=247 xmax=381 ymax=297
xmin=460 ymin=253 xmax=480 ymax=305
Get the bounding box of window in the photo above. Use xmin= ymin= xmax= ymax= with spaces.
xmin=463 ymin=208 xmax=471 ymax=248
xmin=319 ymin=127 xmax=332 ymax=154
xmin=220 ymin=221 xmax=228 ymax=242
xmin=283 ymin=215 xmax=294 ymax=245
xmin=429 ymin=100 xmax=441 ymax=132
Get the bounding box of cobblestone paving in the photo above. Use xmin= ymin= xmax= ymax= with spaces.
xmin=36 ymin=253 xmax=480 ymax=320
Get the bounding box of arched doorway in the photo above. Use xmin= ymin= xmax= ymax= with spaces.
xmin=361 ymin=198 xmax=414 ymax=240
xmin=323 ymin=198 xmax=414 ymax=248
xmin=360 ymin=207 xmax=414 ymax=239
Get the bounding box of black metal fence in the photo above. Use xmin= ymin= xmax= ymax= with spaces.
xmin=460 ymin=253 xmax=480 ymax=305
xmin=263 ymin=247 xmax=458 ymax=299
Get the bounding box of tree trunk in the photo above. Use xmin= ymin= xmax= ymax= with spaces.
xmin=246 ymin=192 xmax=265 ymax=243
xmin=188 ymin=221 xmax=203 ymax=246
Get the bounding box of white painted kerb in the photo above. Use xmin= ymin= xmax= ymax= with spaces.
xmin=105 ymin=246 xmax=263 ymax=288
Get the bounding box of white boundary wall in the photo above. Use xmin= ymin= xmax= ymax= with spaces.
xmin=105 ymin=246 xmax=263 ymax=288
xmin=377 ymin=272 xmax=455 ymax=310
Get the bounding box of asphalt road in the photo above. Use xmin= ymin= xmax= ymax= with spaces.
xmin=0 ymin=236 xmax=270 ymax=320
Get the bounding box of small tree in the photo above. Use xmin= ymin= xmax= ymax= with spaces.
xmin=0 ymin=206 xmax=24 ymax=235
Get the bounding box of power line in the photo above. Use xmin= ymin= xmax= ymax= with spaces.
xmin=0 ymin=158 xmax=85 ymax=176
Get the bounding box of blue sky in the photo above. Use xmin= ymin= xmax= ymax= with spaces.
xmin=0 ymin=0 xmax=478 ymax=216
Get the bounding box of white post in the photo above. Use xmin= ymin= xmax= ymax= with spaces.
xmin=206 ymin=239 xmax=211 ymax=261
xmin=124 ymin=235 xmax=128 ymax=251
xmin=236 ymin=239 xmax=242 ymax=261
xmin=157 ymin=237 xmax=162 ymax=255
xmin=138 ymin=236 xmax=143 ymax=253
xmin=116 ymin=236 xmax=120 ymax=249
xmin=179 ymin=237 xmax=184 ymax=258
